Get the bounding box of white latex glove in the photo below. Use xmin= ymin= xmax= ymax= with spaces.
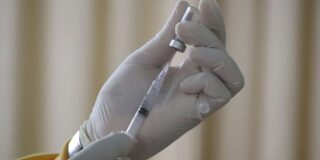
xmin=70 ymin=132 xmax=135 ymax=160
xmin=79 ymin=0 xmax=244 ymax=159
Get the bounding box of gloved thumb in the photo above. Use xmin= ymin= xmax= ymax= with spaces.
xmin=125 ymin=1 xmax=189 ymax=67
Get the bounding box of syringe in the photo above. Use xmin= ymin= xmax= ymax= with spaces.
xmin=126 ymin=61 xmax=171 ymax=137
xmin=126 ymin=6 xmax=210 ymax=138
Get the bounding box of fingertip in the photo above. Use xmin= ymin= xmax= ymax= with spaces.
xmin=205 ymin=86 xmax=232 ymax=104
xmin=200 ymin=0 xmax=222 ymax=19
xmin=175 ymin=21 xmax=189 ymax=42
xmin=179 ymin=75 xmax=193 ymax=93
xmin=227 ymin=75 xmax=245 ymax=96
xmin=199 ymin=0 xmax=226 ymax=44
xmin=175 ymin=21 xmax=205 ymax=46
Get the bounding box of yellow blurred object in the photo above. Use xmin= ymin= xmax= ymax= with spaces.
xmin=18 ymin=141 xmax=69 ymax=160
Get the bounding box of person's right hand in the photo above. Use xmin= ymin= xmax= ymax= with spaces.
xmin=79 ymin=0 xmax=244 ymax=159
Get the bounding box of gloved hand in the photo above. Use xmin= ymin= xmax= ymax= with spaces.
xmin=70 ymin=132 xmax=135 ymax=160
xmin=79 ymin=0 xmax=244 ymax=159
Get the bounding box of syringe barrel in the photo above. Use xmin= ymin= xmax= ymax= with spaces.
xmin=126 ymin=110 xmax=146 ymax=137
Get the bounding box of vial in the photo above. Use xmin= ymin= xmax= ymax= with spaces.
xmin=169 ymin=6 xmax=199 ymax=52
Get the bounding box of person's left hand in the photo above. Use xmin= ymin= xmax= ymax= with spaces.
xmin=78 ymin=0 xmax=244 ymax=159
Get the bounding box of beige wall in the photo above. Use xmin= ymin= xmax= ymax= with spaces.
xmin=0 ymin=0 xmax=319 ymax=159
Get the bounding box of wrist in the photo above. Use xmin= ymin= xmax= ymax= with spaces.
xmin=68 ymin=131 xmax=83 ymax=158
xmin=79 ymin=120 xmax=94 ymax=147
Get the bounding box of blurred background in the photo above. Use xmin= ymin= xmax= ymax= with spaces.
xmin=0 ymin=0 xmax=319 ymax=159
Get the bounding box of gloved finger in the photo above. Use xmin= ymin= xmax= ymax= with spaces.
xmin=188 ymin=47 xmax=244 ymax=95
xmin=175 ymin=21 xmax=224 ymax=49
xmin=70 ymin=132 xmax=136 ymax=160
xmin=179 ymin=71 xmax=231 ymax=111
xmin=125 ymin=1 xmax=189 ymax=67
xmin=199 ymin=0 xmax=226 ymax=45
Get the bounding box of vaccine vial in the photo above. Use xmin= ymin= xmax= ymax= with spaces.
xmin=169 ymin=6 xmax=199 ymax=52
